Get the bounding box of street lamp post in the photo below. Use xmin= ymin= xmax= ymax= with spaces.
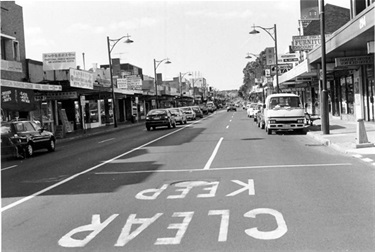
xmin=179 ymin=72 xmax=191 ymax=107
xmin=107 ymin=34 xmax=133 ymax=127
xmin=153 ymin=58 xmax=171 ymax=109
xmin=250 ymin=24 xmax=279 ymax=93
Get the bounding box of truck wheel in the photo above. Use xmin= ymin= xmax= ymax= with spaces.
xmin=267 ymin=128 xmax=272 ymax=135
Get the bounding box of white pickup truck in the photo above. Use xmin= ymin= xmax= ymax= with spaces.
xmin=263 ymin=93 xmax=307 ymax=135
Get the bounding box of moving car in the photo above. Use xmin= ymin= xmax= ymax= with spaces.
xmin=1 ymin=120 xmax=55 ymax=157
xmin=227 ymin=103 xmax=237 ymax=112
xmin=146 ymin=109 xmax=176 ymax=131
xmin=180 ymin=107 xmax=196 ymax=120
xmin=168 ymin=108 xmax=187 ymax=125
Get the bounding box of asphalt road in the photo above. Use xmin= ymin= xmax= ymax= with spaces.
xmin=2 ymin=110 xmax=375 ymax=251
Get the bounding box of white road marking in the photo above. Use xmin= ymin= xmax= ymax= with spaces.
xmin=226 ymin=125 xmax=229 ymax=129
xmin=352 ymin=154 xmax=362 ymax=158
xmin=1 ymin=165 xmax=18 ymax=171
xmin=1 ymin=121 xmax=195 ymax=212
xmin=362 ymin=158 xmax=373 ymax=163
xmin=203 ymin=137 xmax=224 ymax=170
xmin=98 ymin=138 xmax=115 ymax=143
xmin=95 ymin=163 xmax=353 ymax=175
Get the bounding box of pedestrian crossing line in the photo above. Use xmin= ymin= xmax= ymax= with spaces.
xmin=352 ymin=154 xmax=362 ymax=158
xmin=351 ymin=154 xmax=375 ymax=166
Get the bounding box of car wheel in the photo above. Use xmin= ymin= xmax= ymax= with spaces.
xmin=152 ymin=126 xmax=156 ymax=130
xmin=184 ymin=119 xmax=187 ymax=124
xmin=26 ymin=143 xmax=34 ymax=157
xmin=173 ymin=122 xmax=176 ymax=128
xmin=47 ymin=139 xmax=55 ymax=152
xmin=168 ymin=121 xmax=172 ymax=129
xmin=146 ymin=126 xmax=151 ymax=131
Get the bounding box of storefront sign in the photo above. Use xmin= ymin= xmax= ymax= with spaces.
xmin=1 ymin=87 xmax=36 ymax=111
xmin=69 ymin=68 xmax=94 ymax=89
xmin=43 ymin=52 xmax=76 ymax=71
xmin=0 ymin=79 xmax=62 ymax=91
xmin=335 ymin=55 xmax=374 ymax=67
xmin=0 ymin=59 xmax=23 ymax=72
xmin=117 ymin=76 xmax=142 ymax=90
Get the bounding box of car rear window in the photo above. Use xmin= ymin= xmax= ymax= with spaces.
xmin=148 ymin=110 xmax=167 ymax=116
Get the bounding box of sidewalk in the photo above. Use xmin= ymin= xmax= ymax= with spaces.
xmin=56 ymin=120 xmax=144 ymax=144
xmin=307 ymin=117 xmax=375 ymax=155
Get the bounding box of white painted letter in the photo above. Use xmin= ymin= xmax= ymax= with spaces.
xmin=244 ymin=208 xmax=287 ymax=240
xmin=197 ymin=182 xmax=219 ymax=198
xmin=168 ymin=185 xmax=193 ymax=199
xmin=226 ymin=179 xmax=255 ymax=197
xmin=115 ymin=213 xmax=163 ymax=246
xmin=58 ymin=214 xmax=118 ymax=247
xmin=208 ymin=210 xmax=229 ymax=242
xmin=135 ymin=184 xmax=168 ymax=200
xmin=155 ymin=212 xmax=194 ymax=245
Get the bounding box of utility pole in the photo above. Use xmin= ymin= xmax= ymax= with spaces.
xmin=320 ymin=0 xmax=330 ymax=134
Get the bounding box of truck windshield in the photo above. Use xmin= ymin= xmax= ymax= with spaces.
xmin=269 ymin=97 xmax=301 ymax=109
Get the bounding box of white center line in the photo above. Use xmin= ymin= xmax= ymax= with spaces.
xmin=226 ymin=125 xmax=229 ymax=129
xmin=204 ymin=137 xmax=224 ymax=170
xmin=99 ymin=138 xmax=115 ymax=143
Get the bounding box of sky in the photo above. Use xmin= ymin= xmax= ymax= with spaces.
xmin=16 ymin=0 xmax=351 ymax=91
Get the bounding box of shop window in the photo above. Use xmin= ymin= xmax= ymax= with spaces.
xmin=89 ymin=100 xmax=99 ymax=123
xmin=13 ymin=40 xmax=20 ymax=61
xmin=340 ymin=76 xmax=354 ymax=114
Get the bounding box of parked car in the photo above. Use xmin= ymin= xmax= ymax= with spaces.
xmin=246 ymin=103 xmax=258 ymax=118
xmin=1 ymin=120 xmax=55 ymax=157
xmin=227 ymin=103 xmax=237 ymax=112
xmin=207 ymin=102 xmax=216 ymax=113
xmin=191 ymin=106 xmax=203 ymax=118
xmin=168 ymin=108 xmax=187 ymax=125
xmin=180 ymin=107 xmax=196 ymax=120
xmin=253 ymin=103 xmax=263 ymax=122
xmin=256 ymin=105 xmax=265 ymax=129
xmin=146 ymin=109 xmax=176 ymax=131
xmin=199 ymin=105 xmax=208 ymax=115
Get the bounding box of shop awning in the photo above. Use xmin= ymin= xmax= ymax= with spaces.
xmin=278 ymin=60 xmax=317 ymax=85
xmin=1 ymin=87 xmax=37 ymax=111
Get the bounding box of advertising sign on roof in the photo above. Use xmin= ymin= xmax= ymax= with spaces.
xmin=69 ymin=68 xmax=94 ymax=90
xmin=43 ymin=52 xmax=76 ymax=71
xmin=117 ymin=76 xmax=142 ymax=90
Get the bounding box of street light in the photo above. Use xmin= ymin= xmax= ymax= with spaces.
xmin=250 ymin=24 xmax=279 ymax=93
xmin=178 ymin=71 xmax=191 ymax=107
xmin=107 ymin=34 xmax=133 ymax=128
xmin=245 ymin=53 xmax=259 ymax=59
xmin=153 ymin=58 xmax=171 ymax=109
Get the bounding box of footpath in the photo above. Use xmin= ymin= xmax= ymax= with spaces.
xmin=307 ymin=116 xmax=375 ymax=155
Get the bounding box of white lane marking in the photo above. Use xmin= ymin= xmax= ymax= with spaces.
xmin=203 ymin=137 xmax=224 ymax=170
xmin=226 ymin=125 xmax=229 ymax=129
xmin=229 ymin=120 xmax=232 ymax=122
xmin=1 ymin=120 xmax=197 ymax=213
xmin=1 ymin=165 xmax=18 ymax=171
xmin=95 ymin=163 xmax=353 ymax=175
xmin=352 ymin=154 xmax=362 ymax=158
xmin=362 ymin=158 xmax=373 ymax=163
xmin=98 ymin=138 xmax=115 ymax=143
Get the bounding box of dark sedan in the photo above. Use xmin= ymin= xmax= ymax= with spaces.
xmin=145 ymin=109 xmax=176 ymax=131
xmin=1 ymin=120 xmax=55 ymax=157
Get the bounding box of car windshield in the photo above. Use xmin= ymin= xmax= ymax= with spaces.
xmin=1 ymin=122 xmax=11 ymax=135
xmin=148 ymin=110 xmax=167 ymax=116
xmin=269 ymin=97 xmax=301 ymax=109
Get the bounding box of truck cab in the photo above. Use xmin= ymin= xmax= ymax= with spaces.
xmin=263 ymin=93 xmax=306 ymax=135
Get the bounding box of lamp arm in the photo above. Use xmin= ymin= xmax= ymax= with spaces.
xmin=155 ymin=58 xmax=168 ymax=70
xmin=254 ymin=26 xmax=275 ymax=41
xmin=109 ymin=36 xmax=128 ymax=53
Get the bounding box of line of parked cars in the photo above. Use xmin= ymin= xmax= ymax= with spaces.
xmin=145 ymin=105 xmax=208 ymax=131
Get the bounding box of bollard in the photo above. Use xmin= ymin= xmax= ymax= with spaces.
xmin=356 ymin=119 xmax=374 ymax=148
